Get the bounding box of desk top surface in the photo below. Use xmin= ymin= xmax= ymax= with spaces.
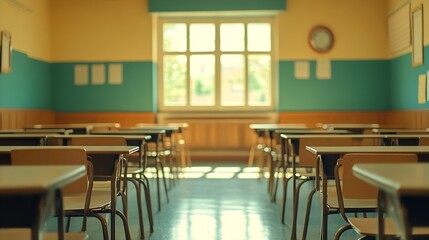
xmin=373 ymin=128 xmax=429 ymax=134
xmin=92 ymin=129 xmax=166 ymax=135
xmin=0 ymin=129 xmax=73 ymax=134
xmin=32 ymin=123 xmax=120 ymax=129
xmin=49 ymin=134 xmax=152 ymax=141
xmin=128 ymin=126 xmax=179 ymax=131
xmin=276 ymin=129 xmax=350 ymax=134
xmin=0 ymin=145 xmax=139 ymax=155
xmin=282 ymin=133 xmax=429 ymax=139
xmin=281 ymin=134 xmax=383 ymax=139
xmin=0 ymin=165 xmax=86 ymax=195
xmin=321 ymin=123 xmax=380 ymax=129
xmin=136 ymin=123 xmax=189 ymax=128
xmin=0 ymin=134 xmax=58 ymax=138
xmin=306 ymin=145 xmax=429 ymax=155
xmin=249 ymin=124 xmax=308 ymax=130
xmin=353 ymin=163 xmax=429 ymax=195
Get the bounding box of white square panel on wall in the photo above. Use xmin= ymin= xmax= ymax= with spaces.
xmin=74 ymin=64 xmax=89 ymax=85
xmin=91 ymin=64 xmax=105 ymax=85
xmin=108 ymin=64 xmax=123 ymax=85
xmin=316 ymin=59 xmax=331 ymax=80
xmin=294 ymin=61 xmax=309 ymax=80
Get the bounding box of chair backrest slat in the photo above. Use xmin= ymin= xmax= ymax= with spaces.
xmin=341 ymin=153 xmax=418 ymax=199
xmin=298 ymin=137 xmax=355 ymax=167
xmin=11 ymin=148 xmax=88 ymax=195
xmin=69 ymin=136 xmax=127 ymax=146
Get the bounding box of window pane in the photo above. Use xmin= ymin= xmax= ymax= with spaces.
xmin=220 ymin=24 xmax=244 ymax=51
xmin=221 ymin=55 xmax=245 ymax=106
xmin=190 ymin=55 xmax=215 ymax=106
xmin=247 ymin=23 xmax=271 ymax=52
xmin=248 ymin=55 xmax=271 ymax=106
xmin=190 ymin=24 xmax=215 ymax=52
xmin=163 ymin=23 xmax=187 ymax=52
xmin=163 ymin=55 xmax=187 ymax=106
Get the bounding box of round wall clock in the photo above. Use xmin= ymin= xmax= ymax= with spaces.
xmin=308 ymin=26 xmax=334 ymax=53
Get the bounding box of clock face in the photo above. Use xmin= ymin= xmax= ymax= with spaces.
xmin=309 ymin=26 xmax=334 ymax=53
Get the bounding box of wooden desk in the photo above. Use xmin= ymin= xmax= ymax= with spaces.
xmin=0 ymin=165 xmax=86 ymax=240
xmin=248 ymin=124 xmax=310 ymax=195
xmin=0 ymin=134 xmax=58 ymax=146
xmin=0 ymin=145 xmax=138 ymax=240
xmin=353 ymin=163 xmax=429 ymax=240
xmin=321 ymin=123 xmax=380 ymax=133
xmin=373 ymin=128 xmax=429 ymax=134
xmin=306 ymin=145 xmax=429 ymax=240
xmin=280 ymin=134 xmax=388 ymax=240
xmin=135 ymin=123 xmax=191 ymax=167
xmin=32 ymin=123 xmax=120 ymax=134
xmin=89 ymin=129 xmax=168 ymax=212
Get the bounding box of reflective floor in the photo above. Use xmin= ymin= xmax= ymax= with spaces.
xmin=52 ymin=161 xmax=362 ymax=240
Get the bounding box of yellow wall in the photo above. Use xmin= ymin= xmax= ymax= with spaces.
xmin=388 ymin=0 xmax=429 ymax=58
xmin=278 ymin=0 xmax=389 ymax=60
xmin=50 ymin=0 xmax=153 ymax=62
xmin=0 ymin=0 xmax=51 ymax=61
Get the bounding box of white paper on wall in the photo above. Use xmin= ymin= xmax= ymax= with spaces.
xmin=316 ymin=59 xmax=331 ymax=80
xmin=91 ymin=64 xmax=106 ymax=85
xmin=295 ymin=61 xmax=310 ymax=80
xmin=74 ymin=64 xmax=89 ymax=85
xmin=108 ymin=64 xmax=123 ymax=85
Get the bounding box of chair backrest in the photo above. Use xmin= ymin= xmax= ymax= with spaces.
xmin=419 ymin=137 xmax=429 ymax=146
xmin=298 ymin=137 xmax=356 ymax=167
xmin=340 ymin=153 xmax=418 ymax=199
xmin=10 ymin=148 xmax=89 ymax=195
xmin=69 ymin=136 xmax=128 ymax=194
xmin=69 ymin=136 xmax=127 ymax=146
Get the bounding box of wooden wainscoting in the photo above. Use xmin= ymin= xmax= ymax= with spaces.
xmin=157 ymin=113 xmax=278 ymax=160
xmin=55 ymin=112 xmax=156 ymax=127
xmin=279 ymin=111 xmax=387 ymax=127
xmin=0 ymin=109 xmax=55 ymax=129
xmin=385 ymin=110 xmax=429 ymax=128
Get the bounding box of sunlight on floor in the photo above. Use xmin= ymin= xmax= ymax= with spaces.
xmin=139 ymin=165 xmax=282 ymax=179
xmin=212 ymin=167 xmax=241 ymax=173
xmin=205 ymin=172 xmax=235 ymax=179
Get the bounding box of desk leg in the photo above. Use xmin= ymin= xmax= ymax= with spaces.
xmin=321 ymin=172 xmax=328 ymax=240
xmin=111 ymin=174 xmax=117 ymax=240
xmin=268 ymin=130 xmax=275 ymax=196
xmin=156 ymin=141 xmax=161 ymax=211
xmin=55 ymin=189 xmax=65 ymax=240
xmin=378 ymin=190 xmax=385 ymax=240
xmin=290 ymin=142 xmax=297 ymax=240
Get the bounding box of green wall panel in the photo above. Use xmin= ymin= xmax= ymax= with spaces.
xmin=389 ymin=45 xmax=429 ymax=110
xmin=278 ymin=60 xmax=389 ymax=111
xmin=51 ymin=61 xmax=156 ymax=112
xmin=149 ymin=0 xmax=286 ymax=12
xmin=0 ymin=50 xmax=51 ymax=109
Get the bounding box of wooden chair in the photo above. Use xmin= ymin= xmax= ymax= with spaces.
xmin=418 ymin=137 xmax=429 ymax=146
xmin=290 ymin=137 xmax=357 ymax=239
xmin=333 ymin=153 xmax=429 ymax=239
xmin=69 ymin=136 xmax=152 ymax=239
xmin=10 ymin=148 xmax=105 ymax=239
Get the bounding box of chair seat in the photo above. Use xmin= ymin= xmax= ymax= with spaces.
xmin=326 ymin=185 xmax=377 ymax=210
xmin=349 ymin=217 xmax=429 ymax=237
xmin=64 ymin=191 xmax=111 ymax=211
xmin=127 ymin=166 xmax=145 ymax=174
xmin=0 ymin=229 xmax=87 ymax=240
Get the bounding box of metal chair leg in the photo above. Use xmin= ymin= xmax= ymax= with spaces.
xmin=302 ymin=188 xmax=317 ymax=240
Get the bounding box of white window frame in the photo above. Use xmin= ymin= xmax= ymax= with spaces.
xmin=157 ymin=17 xmax=276 ymax=112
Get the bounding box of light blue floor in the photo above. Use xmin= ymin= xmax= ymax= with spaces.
xmin=48 ymin=161 xmax=363 ymax=240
